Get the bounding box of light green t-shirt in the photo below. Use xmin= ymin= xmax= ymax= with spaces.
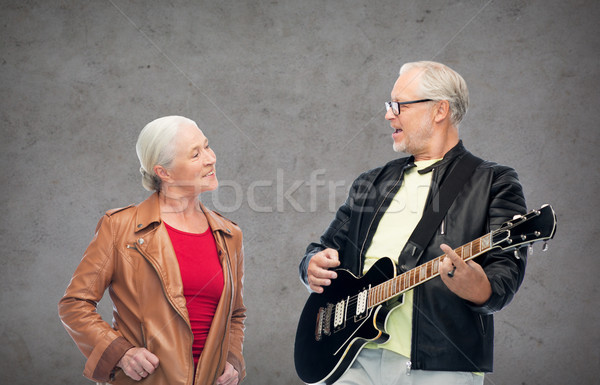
xmin=363 ymin=159 xmax=438 ymax=357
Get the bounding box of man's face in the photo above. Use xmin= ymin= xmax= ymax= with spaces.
xmin=386 ymin=69 xmax=435 ymax=158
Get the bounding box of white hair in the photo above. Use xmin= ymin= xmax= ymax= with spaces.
xmin=400 ymin=61 xmax=469 ymax=126
xmin=135 ymin=115 xmax=196 ymax=192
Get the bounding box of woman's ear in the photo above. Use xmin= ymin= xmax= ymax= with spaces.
xmin=153 ymin=165 xmax=170 ymax=183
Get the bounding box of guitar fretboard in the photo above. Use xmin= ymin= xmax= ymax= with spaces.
xmin=367 ymin=233 xmax=493 ymax=307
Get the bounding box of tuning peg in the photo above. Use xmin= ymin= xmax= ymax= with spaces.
xmin=542 ymin=242 xmax=549 ymax=252
xmin=514 ymin=249 xmax=521 ymax=259
xmin=528 ymin=244 xmax=534 ymax=256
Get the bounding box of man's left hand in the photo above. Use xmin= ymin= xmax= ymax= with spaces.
xmin=439 ymin=243 xmax=492 ymax=305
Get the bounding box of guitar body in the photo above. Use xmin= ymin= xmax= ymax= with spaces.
xmin=294 ymin=257 xmax=400 ymax=384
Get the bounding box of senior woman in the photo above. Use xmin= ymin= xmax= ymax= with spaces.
xmin=59 ymin=116 xmax=246 ymax=385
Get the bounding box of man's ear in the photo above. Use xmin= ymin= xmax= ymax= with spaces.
xmin=434 ymin=100 xmax=451 ymax=123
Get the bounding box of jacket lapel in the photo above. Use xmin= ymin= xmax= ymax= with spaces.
xmin=132 ymin=193 xmax=189 ymax=321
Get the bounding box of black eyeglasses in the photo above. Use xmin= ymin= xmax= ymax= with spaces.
xmin=385 ymin=99 xmax=433 ymax=116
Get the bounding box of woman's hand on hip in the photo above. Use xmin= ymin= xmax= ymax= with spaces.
xmin=117 ymin=347 xmax=160 ymax=381
xmin=216 ymin=361 xmax=239 ymax=385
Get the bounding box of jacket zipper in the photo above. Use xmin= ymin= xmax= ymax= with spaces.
xmin=209 ymin=240 xmax=235 ymax=385
xmin=478 ymin=314 xmax=486 ymax=336
xmin=128 ymin=242 xmax=195 ymax=384
xmin=409 ymin=167 xmax=438 ymax=369
xmin=128 ymin=244 xmax=190 ymax=327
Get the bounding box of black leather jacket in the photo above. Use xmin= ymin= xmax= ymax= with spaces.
xmin=299 ymin=141 xmax=527 ymax=372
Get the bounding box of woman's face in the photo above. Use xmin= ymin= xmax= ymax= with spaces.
xmin=160 ymin=122 xmax=218 ymax=196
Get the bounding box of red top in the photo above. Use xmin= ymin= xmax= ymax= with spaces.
xmin=164 ymin=222 xmax=224 ymax=366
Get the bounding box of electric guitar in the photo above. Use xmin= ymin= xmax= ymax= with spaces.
xmin=294 ymin=205 xmax=557 ymax=384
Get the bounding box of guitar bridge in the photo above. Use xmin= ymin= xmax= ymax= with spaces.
xmin=315 ymin=303 xmax=334 ymax=341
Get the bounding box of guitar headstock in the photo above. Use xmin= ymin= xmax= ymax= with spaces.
xmin=492 ymin=204 xmax=557 ymax=252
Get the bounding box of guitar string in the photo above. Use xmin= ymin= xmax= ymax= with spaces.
xmin=364 ymin=231 xmax=499 ymax=308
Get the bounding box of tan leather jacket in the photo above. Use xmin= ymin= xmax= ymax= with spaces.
xmin=58 ymin=193 xmax=246 ymax=385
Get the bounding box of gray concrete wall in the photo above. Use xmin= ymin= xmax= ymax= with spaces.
xmin=1 ymin=1 xmax=598 ymax=384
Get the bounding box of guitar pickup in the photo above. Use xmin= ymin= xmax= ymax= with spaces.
xmin=354 ymin=288 xmax=369 ymax=321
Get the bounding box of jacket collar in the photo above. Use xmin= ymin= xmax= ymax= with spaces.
xmin=202 ymin=202 xmax=234 ymax=236
xmin=417 ymin=140 xmax=466 ymax=174
xmin=134 ymin=193 xmax=161 ymax=232
xmin=134 ymin=192 xmax=234 ymax=236
xmin=383 ymin=140 xmax=466 ymax=175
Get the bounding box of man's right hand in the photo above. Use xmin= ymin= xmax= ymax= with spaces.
xmin=117 ymin=347 xmax=160 ymax=381
xmin=307 ymin=248 xmax=341 ymax=293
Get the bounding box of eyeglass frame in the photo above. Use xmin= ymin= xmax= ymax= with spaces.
xmin=384 ymin=99 xmax=433 ymax=116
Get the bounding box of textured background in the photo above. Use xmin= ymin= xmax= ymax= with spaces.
xmin=1 ymin=1 xmax=598 ymax=384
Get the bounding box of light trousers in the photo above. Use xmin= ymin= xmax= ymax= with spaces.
xmin=329 ymin=348 xmax=485 ymax=385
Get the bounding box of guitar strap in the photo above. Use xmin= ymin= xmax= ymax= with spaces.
xmin=397 ymin=152 xmax=483 ymax=270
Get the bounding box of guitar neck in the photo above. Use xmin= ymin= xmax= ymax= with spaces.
xmin=367 ymin=233 xmax=493 ymax=308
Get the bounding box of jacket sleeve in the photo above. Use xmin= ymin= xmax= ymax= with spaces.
xmin=299 ymin=171 xmax=369 ymax=290
xmin=227 ymin=237 xmax=247 ymax=382
xmin=58 ymin=215 xmax=134 ymax=382
xmin=472 ymin=164 xmax=528 ymax=314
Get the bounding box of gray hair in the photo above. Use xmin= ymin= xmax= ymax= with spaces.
xmin=400 ymin=61 xmax=469 ymax=126
xmin=135 ymin=115 xmax=196 ymax=192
